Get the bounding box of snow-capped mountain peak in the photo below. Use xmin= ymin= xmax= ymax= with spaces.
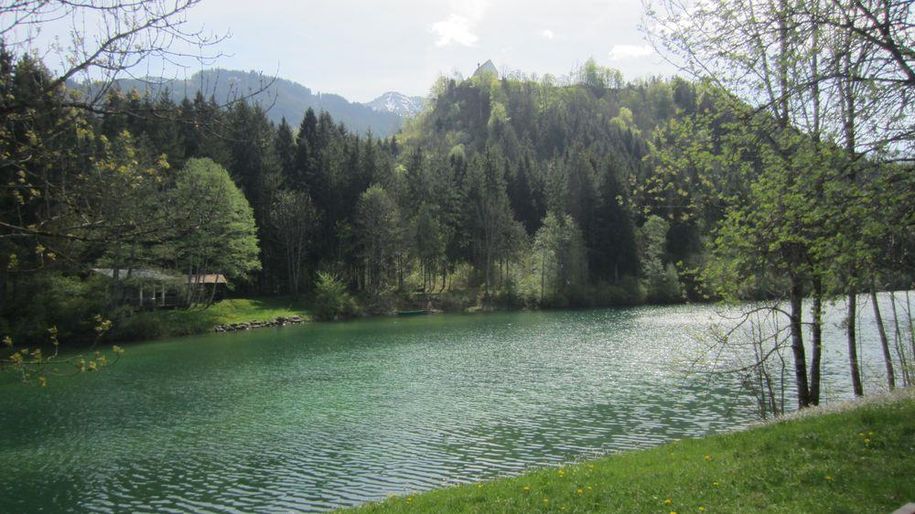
xmin=364 ymin=91 xmax=425 ymax=118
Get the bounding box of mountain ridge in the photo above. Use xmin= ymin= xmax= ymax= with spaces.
xmin=365 ymin=91 xmax=426 ymax=118
xmin=84 ymin=69 xmax=420 ymax=137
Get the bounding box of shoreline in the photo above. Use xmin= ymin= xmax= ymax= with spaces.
xmin=101 ymin=295 xmax=639 ymax=344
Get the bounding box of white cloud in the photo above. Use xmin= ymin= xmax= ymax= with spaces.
xmin=431 ymin=15 xmax=479 ymax=47
xmin=431 ymin=0 xmax=489 ymax=47
xmin=541 ymin=29 xmax=555 ymax=40
xmin=609 ymin=44 xmax=654 ymax=61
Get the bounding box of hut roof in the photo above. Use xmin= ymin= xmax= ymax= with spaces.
xmin=93 ymin=268 xmax=182 ymax=282
xmin=188 ymin=273 xmax=228 ymax=285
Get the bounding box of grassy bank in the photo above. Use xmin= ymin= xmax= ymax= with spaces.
xmin=349 ymin=390 xmax=915 ymax=513
xmin=109 ymin=297 xmax=311 ymax=341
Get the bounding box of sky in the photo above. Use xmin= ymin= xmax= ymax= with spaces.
xmin=17 ymin=0 xmax=677 ymax=103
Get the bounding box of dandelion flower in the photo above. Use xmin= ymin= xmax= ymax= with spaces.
xmin=664 ymin=498 xmax=673 ymax=505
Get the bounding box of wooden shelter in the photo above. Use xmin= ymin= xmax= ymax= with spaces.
xmin=92 ymin=268 xmax=229 ymax=308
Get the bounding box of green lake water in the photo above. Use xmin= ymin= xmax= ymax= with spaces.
xmin=0 ymin=298 xmax=901 ymax=512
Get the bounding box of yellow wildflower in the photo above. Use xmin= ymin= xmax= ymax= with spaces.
xmin=664 ymin=498 xmax=673 ymax=505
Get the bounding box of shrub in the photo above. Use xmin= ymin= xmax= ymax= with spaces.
xmin=646 ymin=263 xmax=684 ymax=304
xmin=2 ymin=272 xmax=110 ymax=344
xmin=311 ymin=272 xmax=356 ymax=321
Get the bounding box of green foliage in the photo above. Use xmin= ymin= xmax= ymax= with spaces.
xmin=576 ymin=58 xmax=624 ymax=91
xmin=13 ymin=41 xmax=910 ymax=343
xmin=586 ymin=276 xmax=646 ymax=306
xmin=640 ymin=215 xmax=683 ymax=303
xmin=171 ymin=158 xmax=261 ymax=286
xmin=533 ymin=212 xmax=589 ymax=306
xmin=355 ymin=185 xmax=403 ymax=293
xmin=312 ymin=272 xmax=356 ymax=321
xmin=269 ymin=189 xmax=319 ymax=295
xmin=1 ymin=273 xmax=109 ymax=343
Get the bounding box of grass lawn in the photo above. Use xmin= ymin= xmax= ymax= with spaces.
xmin=110 ymin=297 xmax=311 ymax=341
xmin=348 ymin=390 xmax=915 ymax=513
xmin=202 ymin=297 xmax=311 ymax=324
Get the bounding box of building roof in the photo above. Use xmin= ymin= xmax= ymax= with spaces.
xmin=93 ymin=268 xmax=228 ymax=285
xmin=92 ymin=268 xmax=182 ymax=282
xmin=187 ymin=274 xmax=228 ymax=285
xmin=473 ymin=59 xmax=499 ymax=79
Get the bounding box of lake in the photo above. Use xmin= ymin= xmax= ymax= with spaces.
xmin=0 ymin=296 xmax=902 ymax=512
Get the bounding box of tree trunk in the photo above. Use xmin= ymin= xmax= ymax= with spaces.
xmin=847 ymin=292 xmax=864 ymax=396
xmin=185 ymin=262 xmax=194 ymax=307
xmin=540 ymin=246 xmax=546 ymax=304
xmin=789 ymin=277 xmax=811 ymax=408
xmin=484 ymin=246 xmax=492 ymax=302
xmin=870 ymin=288 xmax=896 ymax=390
xmin=907 ymin=291 xmax=915 ymax=367
xmin=890 ymin=292 xmax=911 ymax=386
xmin=809 ymin=277 xmax=823 ymax=405
xmin=207 ymin=276 xmax=219 ymax=307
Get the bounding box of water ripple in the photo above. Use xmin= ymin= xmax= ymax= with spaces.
xmin=0 ymin=298 xmax=902 ymax=512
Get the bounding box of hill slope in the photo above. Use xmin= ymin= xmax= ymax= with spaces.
xmin=87 ymin=69 xmax=405 ymax=136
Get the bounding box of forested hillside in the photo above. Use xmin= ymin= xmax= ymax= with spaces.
xmin=82 ymin=69 xmax=404 ymax=136
xmin=1 ymin=46 xmax=912 ymax=356
xmin=395 ymin=63 xmax=738 ymax=304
